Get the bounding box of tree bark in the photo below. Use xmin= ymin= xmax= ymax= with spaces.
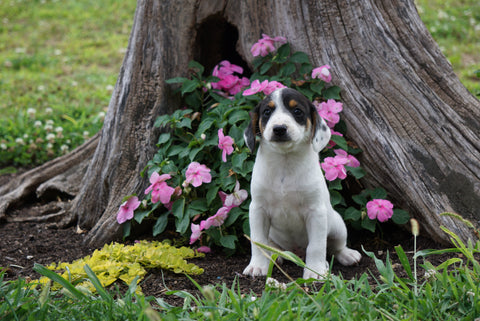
xmin=1 ymin=0 xmax=478 ymax=245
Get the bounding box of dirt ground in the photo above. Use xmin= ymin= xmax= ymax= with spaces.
xmin=0 ymin=203 xmax=455 ymax=306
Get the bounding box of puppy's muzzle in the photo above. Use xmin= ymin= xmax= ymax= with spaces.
xmin=272 ymin=124 xmax=290 ymax=142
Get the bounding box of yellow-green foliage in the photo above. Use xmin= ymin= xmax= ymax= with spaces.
xmin=34 ymin=241 xmax=204 ymax=293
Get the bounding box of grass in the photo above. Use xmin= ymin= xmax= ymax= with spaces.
xmin=0 ymin=0 xmax=479 ymax=320
xmin=0 ymin=0 xmax=135 ymax=168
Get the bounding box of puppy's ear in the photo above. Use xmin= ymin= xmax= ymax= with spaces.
xmin=244 ymin=107 xmax=259 ymax=152
xmin=310 ymin=102 xmax=331 ymax=153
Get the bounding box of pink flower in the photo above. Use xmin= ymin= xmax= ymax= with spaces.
xmin=315 ymin=99 xmax=343 ymax=128
xmin=218 ymin=128 xmax=234 ymax=162
xmin=211 ymin=61 xmax=250 ymax=96
xmin=145 ymin=172 xmax=175 ymax=204
xmin=218 ymin=181 xmax=248 ymax=208
xmin=116 ymin=196 xmax=141 ymax=224
xmin=312 ymin=65 xmax=332 ymax=83
xmin=334 ymin=149 xmax=360 ymax=168
xmin=243 ymin=79 xmax=286 ymax=96
xmin=185 ymin=162 xmax=212 ymax=187
xmin=197 ymin=246 xmax=211 ymax=253
xmin=321 ymin=156 xmax=349 ymax=181
xmin=366 ymin=199 xmax=394 ymax=222
xmin=202 ymin=206 xmax=230 ymax=230
xmin=190 ymin=223 xmax=202 ymax=244
xmin=250 ymin=34 xmax=287 ymax=57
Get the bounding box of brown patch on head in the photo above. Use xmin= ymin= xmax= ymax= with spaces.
xmin=268 ymin=101 xmax=275 ymax=108
xmin=289 ymin=99 xmax=298 ymax=108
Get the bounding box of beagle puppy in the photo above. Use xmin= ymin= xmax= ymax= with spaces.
xmin=243 ymin=88 xmax=361 ymax=279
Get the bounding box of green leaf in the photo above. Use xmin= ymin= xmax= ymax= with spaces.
xmin=165 ymin=77 xmax=189 ymax=84
xmin=196 ymin=118 xmax=215 ymax=136
xmin=370 ymin=187 xmax=387 ymax=199
xmin=323 ymin=86 xmax=342 ymax=100
xmin=181 ymin=79 xmax=199 ymax=95
xmin=330 ymin=134 xmax=348 ymax=150
xmin=290 ymin=51 xmax=310 ymax=64
xmin=206 ymin=185 xmax=220 ymax=205
xmin=172 ymin=198 xmax=185 ymax=220
xmin=188 ymin=199 xmax=208 ymax=214
xmin=260 ymin=61 xmax=273 ymax=75
xmin=310 ymin=81 xmax=325 ymax=95
xmin=392 ymin=209 xmax=410 ymax=225
xmin=394 ymin=245 xmax=414 ymax=280
xmin=220 ymin=235 xmax=237 ymax=249
xmin=361 ymin=217 xmax=376 ymax=232
xmin=330 ymin=190 xmax=343 ymax=206
xmin=276 ymin=43 xmax=291 ymax=62
xmin=134 ymin=210 xmax=151 ymax=224
xmin=352 ymin=194 xmax=367 ymax=206
xmin=344 ymin=207 xmax=362 ymax=221
xmin=157 ymin=133 xmax=171 ymax=145
xmin=346 ymin=166 xmax=366 ymax=179
xmin=188 ymin=60 xmax=204 ymax=75
xmin=232 ymin=152 xmax=248 ymax=172
xmin=227 ymin=109 xmax=250 ymax=125
xmin=280 ymin=62 xmax=296 ymax=77
xmin=153 ymin=213 xmax=169 ymax=236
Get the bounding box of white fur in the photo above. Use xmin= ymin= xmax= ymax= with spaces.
xmin=243 ymin=88 xmax=361 ymax=279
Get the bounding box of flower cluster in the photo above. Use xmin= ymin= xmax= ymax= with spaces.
xmin=117 ymin=33 xmax=408 ymax=251
xmin=211 ymin=60 xmax=250 ymax=96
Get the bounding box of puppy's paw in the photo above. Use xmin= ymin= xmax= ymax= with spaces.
xmin=303 ymin=266 xmax=328 ymax=280
xmin=243 ymin=264 xmax=268 ymax=277
xmin=335 ymin=247 xmax=362 ymax=266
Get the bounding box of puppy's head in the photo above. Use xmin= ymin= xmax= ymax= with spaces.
xmin=244 ymin=88 xmax=331 ymax=153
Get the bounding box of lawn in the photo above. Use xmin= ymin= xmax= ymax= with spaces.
xmin=0 ymin=0 xmax=479 ymax=320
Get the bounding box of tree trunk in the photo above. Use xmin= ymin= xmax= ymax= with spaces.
xmin=1 ymin=0 xmax=478 ymax=246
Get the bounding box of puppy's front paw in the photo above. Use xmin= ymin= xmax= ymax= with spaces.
xmin=243 ymin=263 xmax=268 ymax=277
xmin=335 ymin=247 xmax=362 ymax=266
xmin=303 ymin=262 xmax=329 ymax=280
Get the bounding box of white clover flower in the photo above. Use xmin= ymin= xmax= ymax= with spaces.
xmin=15 ymin=47 xmax=26 ymax=54
xmin=46 ymin=142 xmax=53 ymax=149
xmin=54 ymin=49 xmax=62 ymax=56
xmin=83 ymin=131 xmax=90 ymax=139
xmin=1 ymin=143 xmax=7 ymax=150
xmin=46 ymin=119 xmax=54 ymax=125
xmin=55 ymin=126 xmax=63 ymax=133
xmin=46 ymin=133 xmax=56 ymax=143
xmin=4 ymin=60 xmax=12 ymax=68
xmin=71 ymin=81 xmax=78 ymax=87
xmin=44 ymin=124 xmax=53 ymax=132
xmin=60 ymin=144 xmax=69 ymax=154
xmin=37 ymin=85 xmax=45 ymax=91
xmin=98 ymin=111 xmax=106 ymax=121
xmin=23 ymin=134 xmax=29 ymax=139
xmin=437 ymin=10 xmax=448 ymax=20
xmin=34 ymin=120 xmax=42 ymax=128
xmin=15 ymin=138 xmax=25 ymax=145
xmin=106 ymin=84 xmax=114 ymax=91
xmin=27 ymin=108 xmax=36 ymax=118
xmin=45 ymin=107 xmax=53 ymax=114
xmin=424 ymin=269 xmax=437 ymax=280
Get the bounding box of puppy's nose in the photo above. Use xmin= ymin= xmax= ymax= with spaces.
xmin=273 ymin=125 xmax=287 ymax=137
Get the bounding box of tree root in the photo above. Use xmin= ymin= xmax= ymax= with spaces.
xmin=0 ymin=134 xmax=99 ymax=222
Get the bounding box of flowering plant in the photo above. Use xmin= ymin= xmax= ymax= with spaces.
xmin=117 ymin=35 xmax=409 ymax=252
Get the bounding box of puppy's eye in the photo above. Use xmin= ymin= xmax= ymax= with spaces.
xmin=263 ymin=109 xmax=272 ymax=117
xmin=293 ymin=108 xmax=304 ymax=117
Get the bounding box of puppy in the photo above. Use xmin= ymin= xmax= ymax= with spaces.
xmin=243 ymin=88 xmax=361 ymax=279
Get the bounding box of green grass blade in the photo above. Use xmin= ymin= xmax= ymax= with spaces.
xmin=83 ymin=264 xmax=111 ymax=301
xmin=33 ymin=263 xmax=87 ymax=301
xmin=394 ymin=245 xmax=413 ymax=280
